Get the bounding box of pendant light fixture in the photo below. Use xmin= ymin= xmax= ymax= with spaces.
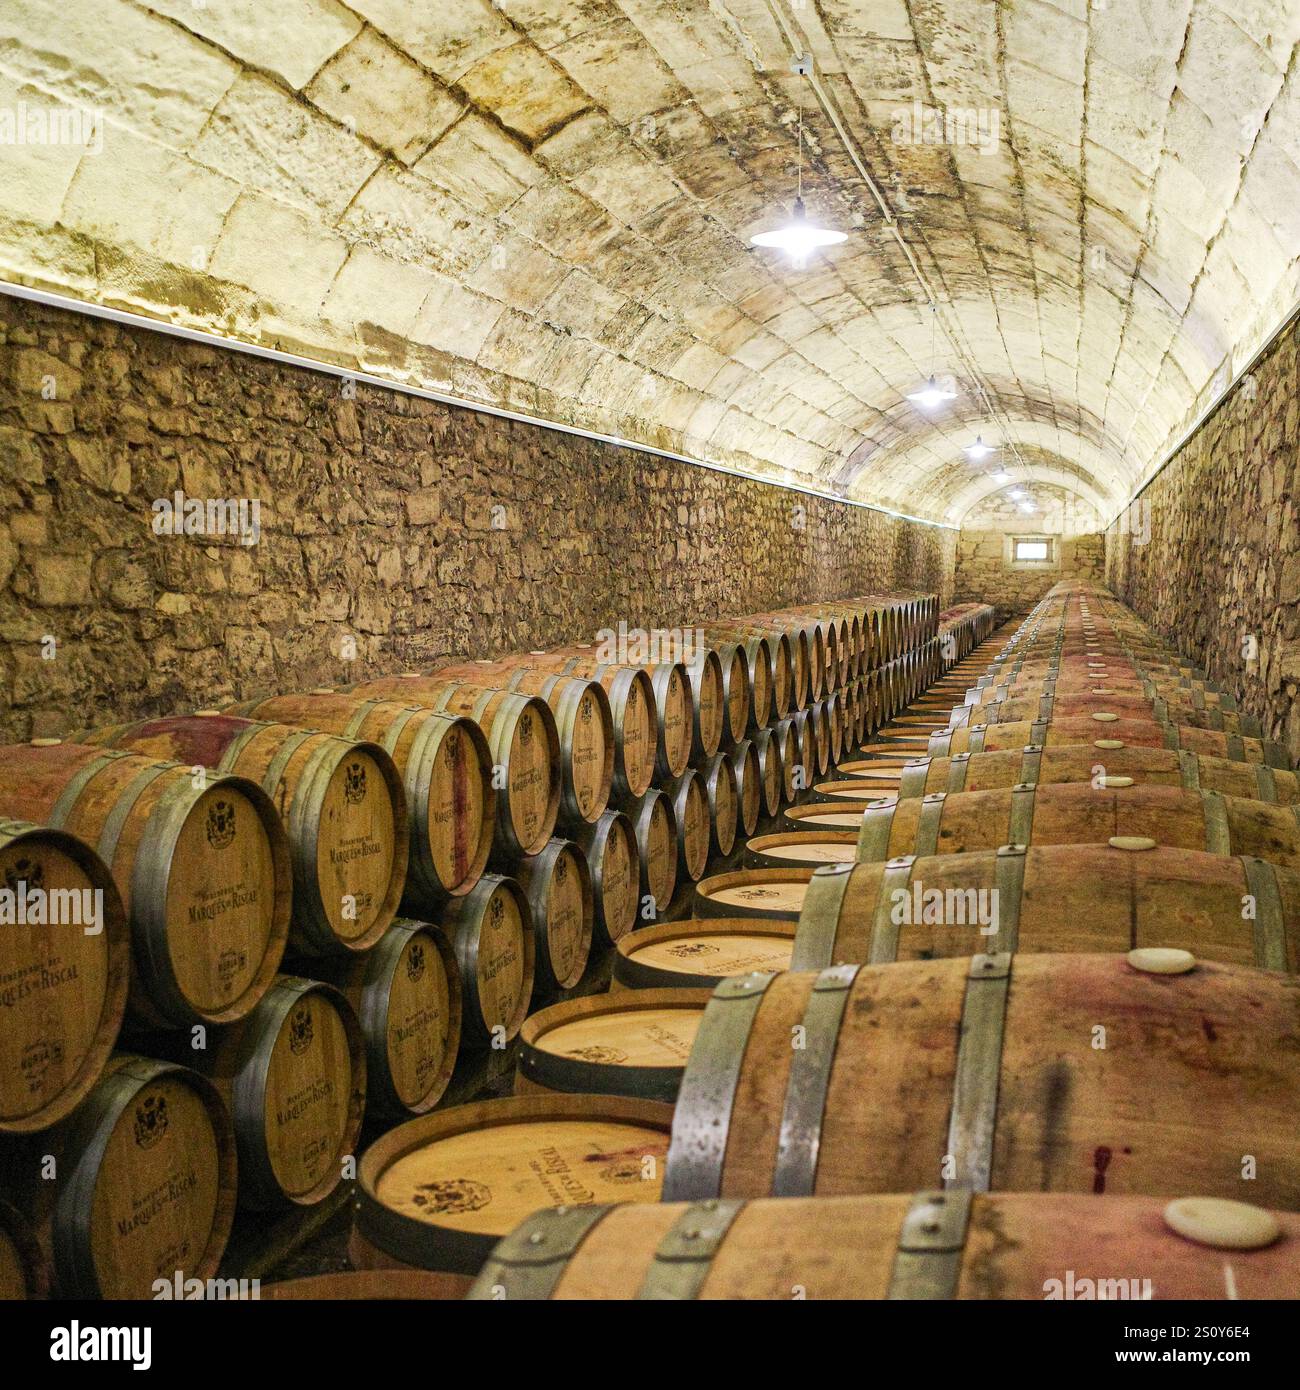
xmin=750 ymin=60 xmax=847 ymax=269
xmin=906 ymin=303 xmax=958 ymax=410
xmin=965 ymin=435 xmax=993 ymax=460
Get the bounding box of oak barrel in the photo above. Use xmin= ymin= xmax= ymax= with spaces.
xmin=729 ymin=739 xmax=763 ymax=839
xmin=885 ymin=745 xmax=1300 ymax=803
xmin=745 ymin=830 xmax=856 ymax=869
xmin=0 ymin=818 xmax=129 ymax=1133
xmin=662 ymin=954 xmax=1300 ymax=1208
xmin=0 ymin=741 xmax=290 ymax=1027
xmin=570 ymin=809 xmax=638 ymax=946
xmin=469 ymin=1191 xmax=1299 ymax=1300
xmin=353 ymin=1094 xmax=673 ymax=1275
xmin=83 ymin=713 xmax=407 ymax=957
xmin=441 ymin=874 xmax=535 ymax=1047
xmin=433 ymin=661 xmax=613 ymax=829
xmin=0 ymin=1054 xmax=235 ymax=1298
xmin=343 ymin=676 xmax=561 ymax=862
xmin=794 ymin=842 xmax=1299 ymax=970
xmin=853 ymin=782 xmax=1300 ymax=867
xmin=662 ymin=767 xmax=712 ymax=883
xmin=313 ymin=919 xmax=461 ymax=1120
xmin=515 ymin=989 xmax=708 ymax=1101
xmin=927 ymin=716 xmax=1288 ymax=767
xmin=513 ymin=838 xmax=593 ymax=994
xmin=488 ymin=652 xmax=657 ymax=803
xmin=158 ymin=975 xmax=366 ymax=1209
xmin=227 ymin=691 xmax=494 ymax=906
xmin=0 ymin=1198 xmax=50 ymax=1299
xmin=623 ymin=788 xmax=678 ymax=921
xmin=693 ymin=866 xmax=815 ymax=921
xmin=613 ymin=918 xmax=796 ymax=990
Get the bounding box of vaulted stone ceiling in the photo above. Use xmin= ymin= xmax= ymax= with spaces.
xmin=2 ymin=0 xmax=1298 ymax=530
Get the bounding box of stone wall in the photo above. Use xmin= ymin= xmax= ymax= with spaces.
xmin=1106 ymin=310 xmax=1300 ymax=761
xmin=953 ymin=530 xmax=1105 ymax=622
xmin=0 ymin=294 xmax=955 ymax=740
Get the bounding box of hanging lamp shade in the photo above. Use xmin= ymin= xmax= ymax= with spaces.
xmin=750 ymin=197 xmax=847 ymax=268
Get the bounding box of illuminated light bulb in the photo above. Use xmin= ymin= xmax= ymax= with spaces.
xmin=965 ymin=435 xmax=993 ymax=460
xmin=989 ymin=470 xmax=1011 ymax=484
xmin=750 ymin=197 xmax=846 ymax=269
xmin=906 ymin=375 xmax=958 ymax=410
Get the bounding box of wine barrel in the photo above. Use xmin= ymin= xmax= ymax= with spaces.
xmin=442 ymin=874 xmax=534 ymax=1048
xmin=747 ymin=614 xmax=821 ymax=703
xmin=783 ymin=801 xmax=870 ymax=832
xmin=548 ymin=647 xmax=692 ymax=781
xmin=0 ymin=819 xmax=129 ymax=1133
xmin=976 ymin=671 xmax=1236 ymax=708
xmin=468 ymin=1191 xmax=1299 ymax=1300
xmin=662 ymin=768 xmax=711 ymax=884
xmin=661 ymin=953 xmax=1300 ymax=1207
xmin=490 ymin=652 xmax=657 ymax=803
xmin=432 ymin=662 xmax=614 ymax=829
xmin=570 ymin=809 xmax=638 ymax=946
xmin=698 ymin=752 xmax=740 ymax=860
xmin=353 ymin=1095 xmax=673 ymax=1275
xmin=623 ymin=788 xmax=678 ymax=920
xmin=157 ymin=975 xmax=366 ymax=1209
xmin=258 ymin=1269 xmax=465 ymax=1300
xmin=772 ymin=718 xmax=809 ymax=802
xmin=0 ymin=1055 xmax=235 ymax=1298
xmin=693 ymin=866 xmax=814 ymax=921
xmin=745 ymin=830 xmax=856 ymax=868
xmin=793 ymin=843 xmax=1299 ymax=970
xmin=854 ymin=782 xmax=1300 ymax=867
xmin=0 ymin=741 xmax=290 ymax=1028
xmin=705 ymin=626 xmax=788 ymax=722
xmin=515 ymin=990 xmax=709 ymax=1101
xmin=710 ymin=640 xmax=752 ymax=748
xmin=83 ymin=713 xmax=408 ymax=957
xmin=748 ymin=728 xmax=784 ymax=817
xmin=613 ymin=919 xmax=796 ymax=990
xmin=729 ymin=739 xmax=763 ymax=839
xmin=228 ymin=691 xmax=494 ymax=906
xmin=0 ymin=1198 xmax=50 ymax=1299
xmin=513 ymin=839 xmax=593 ymax=995
xmin=927 ymin=717 xmax=1289 ymax=767
xmin=885 ymin=745 xmax=1300 ymax=803
xmin=653 ymin=642 xmax=725 ymax=762
xmin=342 ymin=676 xmax=561 ymax=862
xmin=950 ymin=691 xmax=1261 ymax=737
xmin=313 ymin=919 xmax=461 ymax=1120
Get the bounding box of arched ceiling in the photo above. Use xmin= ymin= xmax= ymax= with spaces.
xmin=2 ymin=0 xmax=1298 ymax=527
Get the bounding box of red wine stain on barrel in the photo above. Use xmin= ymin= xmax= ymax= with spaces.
xmin=1092 ymin=1145 xmax=1113 ymax=1194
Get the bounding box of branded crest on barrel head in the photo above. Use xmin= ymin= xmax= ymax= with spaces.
xmin=4 ymin=856 xmax=43 ymax=896
xmin=579 ymin=698 xmax=593 ymax=723
xmin=406 ymin=941 xmax=426 ymax=982
xmin=566 ymin=1045 xmax=629 ymax=1065
xmin=490 ymin=896 xmax=504 ymax=926
xmin=134 ymin=1093 xmax=170 ymax=1148
xmin=519 ymin=714 xmax=533 ymax=745
xmin=555 ymin=855 xmax=568 ymax=883
xmin=289 ymin=1003 xmax=314 ymax=1055
xmin=343 ymin=761 xmax=368 ymax=804
xmin=667 ymin=942 xmax=720 ymax=958
xmin=411 ymin=1179 xmax=491 ymax=1216
xmin=206 ymin=799 xmax=236 ymax=848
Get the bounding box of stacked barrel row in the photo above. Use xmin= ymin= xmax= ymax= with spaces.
xmin=344 ymin=582 xmax=1300 ymax=1301
xmin=341 ymin=603 xmax=1029 ymax=1294
xmin=0 ymin=588 xmax=954 ymax=1299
